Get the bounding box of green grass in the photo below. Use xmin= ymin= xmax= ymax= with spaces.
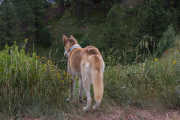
xmin=104 ymin=49 xmax=180 ymax=108
xmin=0 ymin=43 xmax=71 ymax=115
xmin=0 ymin=35 xmax=180 ymax=117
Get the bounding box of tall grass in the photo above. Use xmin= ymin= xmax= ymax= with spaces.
xmin=104 ymin=51 xmax=180 ymax=108
xmin=0 ymin=44 xmax=71 ymax=114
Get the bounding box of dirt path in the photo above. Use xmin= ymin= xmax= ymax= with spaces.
xmin=6 ymin=106 xmax=180 ymax=120
xmin=66 ymin=106 xmax=180 ymax=120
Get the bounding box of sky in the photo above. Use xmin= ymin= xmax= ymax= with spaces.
xmin=0 ymin=0 xmax=4 ymax=5
xmin=0 ymin=0 xmax=56 ymax=5
xmin=47 ymin=0 xmax=56 ymax=4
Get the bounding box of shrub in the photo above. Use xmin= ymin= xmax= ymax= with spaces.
xmin=83 ymin=5 xmax=139 ymax=64
xmin=136 ymin=0 xmax=175 ymax=56
xmin=175 ymin=0 xmax=180 ymax=29
xmin=85 ymin=1 xmax=176 ymax=64
xmin=138 ymin=0 xmax=173 ymax=38
xmin=155 ymin=25 xmax=176 ymax=57
xmin=104 ymin=54 xmax=180 ymax=108
xmin=0 ymin=43 xmax=71 ymax=113
xmin=0 ymin=0 xmax=24 ymax=49
xmin=37 ymin=26 xmax=52 ymax=47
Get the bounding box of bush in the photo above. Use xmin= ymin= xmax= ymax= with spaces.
xmin=138 ymin=0 xmax=173 ymax=38
xmin=155 ymin=25 xmax=176 ymax=57
xmin=82 ymin=5 xmax=139 ymax=64
xmin=175 ymin=0 xmax=180 ymax=29
xmin=0 ymin=0 xmax=24 ymax=49
xmin=136 ymin=0 xmax=176 ymax=56
xmin=0 ymin=0 xmax=53 ymax=49
xmin=0 ymin=43 xmax=70 ymax=113
xmin=105 ymin=5 xmax=139 ymax=50
xmin=84 ymin=1 xmax=176 ymax=64
xmin=37 ymin=26 xmax=52 ymax=47
xmin=104 ymin=54 xmax=180 ymax=108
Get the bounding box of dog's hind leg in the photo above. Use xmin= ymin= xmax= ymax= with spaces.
xmin=78 ymin=77 xmax=83 ymax=102
xmin=81 ymin=63 xmax=92 ymax=111
xmin=82 ymin=80 xmax=91 ymax=111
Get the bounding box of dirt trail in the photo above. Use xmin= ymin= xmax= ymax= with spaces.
xmin=6 ymin=106 xmax=180 ymax=120
xmin=66 ymin=106 xmax=180 ymax=120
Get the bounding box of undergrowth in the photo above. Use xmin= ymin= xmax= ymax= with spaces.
xmin=104 ymin=50 xmax=180 ymax=108
xmin=0 ymin=43 xmax=71 ymax=115
xmin=0 ymin=36 xmax=179 ymax=117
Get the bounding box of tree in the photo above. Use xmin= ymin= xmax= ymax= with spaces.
xmin=0 ymin=0 xmax=23 ymax=49
xmin=0 ymin=0 xmax=52 ymax=49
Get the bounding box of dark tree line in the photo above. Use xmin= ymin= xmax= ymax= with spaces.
xmin=0 ymin=0 xmax=179 ymax=52
xmin=0 ymin=0 xmax=65 ymax=49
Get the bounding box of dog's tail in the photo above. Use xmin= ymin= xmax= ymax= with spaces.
xmin=87 ymin=46 xmax=100 ymax=55
xmin=91 ymin=55 xmax=104 ymax=110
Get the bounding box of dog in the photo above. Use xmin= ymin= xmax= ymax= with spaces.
xmin=63 ymin=35 xmax=105 ymax=111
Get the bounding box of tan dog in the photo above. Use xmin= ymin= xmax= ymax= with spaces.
xmin=63 ymin=35 xmax=105 ymax=111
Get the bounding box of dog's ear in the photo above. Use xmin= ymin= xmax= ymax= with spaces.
xmin=69 ymin=38 xmax=76 ymax=45
xmin=70 ymin=35 xmax=76 ymax=41
xmin=62 ymin=34 xmax=68 ymax=44
xmin=70 ymin=35 xmax=78 ymax=45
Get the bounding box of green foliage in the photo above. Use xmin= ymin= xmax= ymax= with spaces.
xmin=175 ymin=0 xmax=180 ymax=28
xmin=138 ymin=0 xmax=173 ymax=38
xmin=0 ymin=0 xmax=178 ymax=62
xmin=0 ymin=0 xmax=23 ymax=48
xmin=38 ymin=26 xmax=52 ymax=47
xmin=70 ymin=0 xmax=112 ymax=21
xmin=135 ymin=0 xmax=176 ymax=57
xmin=12 ymin=0 xmax=36 ymax=36
xmin=155 ymin=25 xmax=176 ymax=57
xmin=102 ymin=1 xmax=175 ymax=62
xmin=102 ymin=5 xmax=139 ymax=63
xmin=26 ymin=0 xmax=52 ymax=47
xmin=0 ymin=43 xmax=70 ymax=113
xmin=0 ymin=0 xmax=53 ymax=48
xmin=106 ymin=5 xmax=138 ymax=51
xmin=0 ymin=0 xmax=179 ymax=115
xmin=104 ymin=54 xmax=180 ymax=107
xmin=76 ymin=5 xmax=139 ymax=64
xmin=79 ymin=1 xmax=176 ymax=64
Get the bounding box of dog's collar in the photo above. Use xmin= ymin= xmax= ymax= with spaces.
xmin=69 ymin=44 xmax=81 ymax=52
xmin=64 ymin=44 xmax=81 ymax=57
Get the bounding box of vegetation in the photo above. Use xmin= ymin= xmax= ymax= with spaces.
xmin=105 ymin=54 xmax=180 ymax=108
xmin=0 ymin=0 xmax=180 ymax=118
xmin=0 ymin=43 xmax=70 ymax=114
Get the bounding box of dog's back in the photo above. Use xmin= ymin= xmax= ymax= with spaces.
xmin=68 ymin=46 xmax=104 ymax=74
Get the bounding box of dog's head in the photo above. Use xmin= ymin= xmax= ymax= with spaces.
xmin=62 ymin=34 xmax=78 ymax=57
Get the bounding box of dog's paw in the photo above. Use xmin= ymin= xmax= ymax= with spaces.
xmin=92 ymin=103 xmax=100 ymax=110
xmin=78 ymin=97 xmax=84 ymax=103
xmin=66 ymin=97 xmax=77 ymax=103
xmin=83 ymin=106 xmax=90 ymax=112
xmin=66 ymin=97 xmax=71 ymax=103
xmin=92 ymin=105 xmax=97 ymax=110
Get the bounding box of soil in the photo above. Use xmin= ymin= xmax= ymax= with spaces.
xmin=66 ymin=106 xmax=180 ymax=120
xmin=14 ymin=106 xmax=180 ymax=120
xmin=3 ymin=100 xmax=179 ymax=120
